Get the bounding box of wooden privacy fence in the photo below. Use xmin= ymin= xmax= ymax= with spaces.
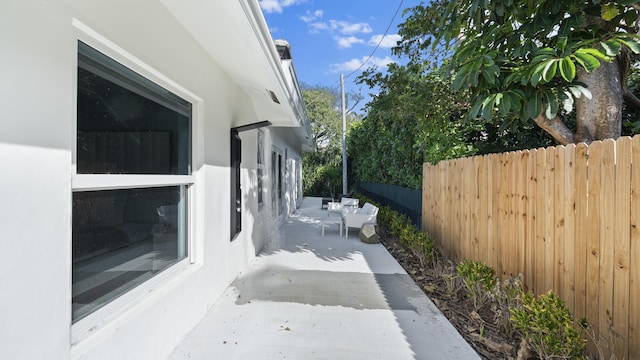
xmin=422 ymin=136 xmax=640 ymax=359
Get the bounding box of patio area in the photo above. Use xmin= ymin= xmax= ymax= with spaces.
xmin=169 ymin=197 xmax=479 ymax=359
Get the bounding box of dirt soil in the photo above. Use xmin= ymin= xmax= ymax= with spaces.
xmin=380 ymin=235 xmax=525 ymax=360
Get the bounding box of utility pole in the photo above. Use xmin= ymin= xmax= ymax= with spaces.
xmin=340 ymin=74 xmax=347 ymax=195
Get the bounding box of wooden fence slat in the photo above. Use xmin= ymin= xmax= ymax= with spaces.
xmin=470 ymin=156 xmax=481 ymax=260
xmin=489 ymin=154 xmax=500 ymax=271
xmin=452 ymin=159 xmax=461 ymax=261
xmin=439 ymin=161 xmax=446 ymax=244
xmin=563 ymin=144 xmax=576 ymax=313
xmin=526 ymin=149 xmax=537 ymax=291
xmin=463 ymin=157 xmax=473 ymax=261
xmin=586 ymin=141 xmax=602 ymax=351
xmin=600 ymin=139 xmax=616 ymax=360
xmin=574 ymin=143 xmax=588 ymax=322
xmin=508 ymin=152 xmax=517 ymax=277
xmin=499 ymin=153 xmax=511 ymax=278
xmin=629 ymin=136 xmax=640 ymax=359
xmin=544 ymin=147 xmax=555 ymax=293
xmin=613 ymin=137 xmax=631 ymax=358
xmin=445 ymin=160 xmax=454 ymax=259
xmin=554 ymin=146 xmax=566 ymax=298
xmin=517 ymin=151 xmax=527 ymax=277
xmin=478 ymin=156 xmax=489 ymax=263
xmin=535 ymin=147 xmax=547 ymax=295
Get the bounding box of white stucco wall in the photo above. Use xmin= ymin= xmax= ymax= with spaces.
xmin=0 ymin=1 xmax=307 ymax=359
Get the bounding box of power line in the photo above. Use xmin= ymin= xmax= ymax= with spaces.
xmin=343 ymin=0 xmax=404 ymax=80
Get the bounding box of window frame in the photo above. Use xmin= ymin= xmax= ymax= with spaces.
xmin=71 ymin=22 xmax=201 ymax=342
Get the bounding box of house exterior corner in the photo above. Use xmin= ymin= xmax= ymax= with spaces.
xmin=0 ymin=1 xmax=313 ymax=359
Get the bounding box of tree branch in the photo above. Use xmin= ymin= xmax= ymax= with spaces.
xmin=532 ymin=113 xmax=575 ymax=145
xmin=624 ymin=88 xmax=640 ymax=111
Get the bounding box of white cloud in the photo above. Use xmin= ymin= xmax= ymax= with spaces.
xmin=300 ymin=9 xmax=323 ymax=23
xmin=308 ymin=19 xmax=372 ymax=35
xmin=329 ymin=56 xmax=395 ymax=73
xmin=333 ymin=20 xmax=372 ymax=34
xmin=335 ymin=36 xmax=364 ymax=49
xmin=260 ymin=0 xmax=303 ymax=14
xmin=367 ymin=34 xmax=402 ymax=48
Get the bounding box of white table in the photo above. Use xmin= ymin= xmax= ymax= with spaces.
xmin=321 ymin=217 xmax=342 ymax=236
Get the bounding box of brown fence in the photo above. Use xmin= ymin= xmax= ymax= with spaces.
xmin=422 ymin=136 xmax=640 ymax=359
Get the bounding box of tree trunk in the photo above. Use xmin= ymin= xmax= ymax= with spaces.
xmin=574 ymin=58 xmax=623 ymax=143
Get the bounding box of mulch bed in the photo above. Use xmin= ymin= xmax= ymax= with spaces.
xmin=380 ymin=235 xmax=526 ymax=360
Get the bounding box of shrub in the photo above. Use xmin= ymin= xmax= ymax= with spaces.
xmin=389 ymin=212 xmax=411 ymax=239
xmin=510 ymin=291 xmax=586 ymax=359
xmin=489 ymin=274 xmax=524 ymax=337
xmin=456 ymin=259 xmax=497 ymax=309
xmin=401 ymin=226 xmax=440 ymax=268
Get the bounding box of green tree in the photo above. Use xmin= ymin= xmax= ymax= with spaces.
xmin=351 ymin=62 xmax=477 ymax=189
xmin=396 ymin=1 xmax=640 ymax=145
xmin=301 ymin=85 xmax=360 ymax=196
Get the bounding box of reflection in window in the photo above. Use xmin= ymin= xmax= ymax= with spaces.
xmin=72 ymin=186 xmax=187 ymax=321
xmin=77 ymin=42 xmax=191 ymax=175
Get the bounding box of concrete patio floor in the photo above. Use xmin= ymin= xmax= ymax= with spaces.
xmin=169 ymin=197 xmax=480 ymax=360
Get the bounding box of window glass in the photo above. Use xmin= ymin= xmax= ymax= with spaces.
xmin=72 ymin=186 xmax=187 ymax=321
xmin=77 ymin=42 xmax=191 ymax=175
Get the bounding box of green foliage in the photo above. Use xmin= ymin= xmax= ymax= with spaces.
xmin=351 ymin=63 xmax=479 ymax=189
xmin=456 ymin=259 xmax=497 ymax=308
xmin=400 ymin=227 xmax=439 ymax=268
xmin=388 ymin=212 xmax=412 ymax=239
xmin=396 ymin=1 xmax=640 ymax=143
xmin=456 ymin=259 xmax=497 ymax=292
xmin=511 ymin=291 xmax=586 ymax=359
xmin=623 ymin=63 xmax=640 ymax=136
xmin=375 ymin=205 xmax=397 ymax=233
xmin=351 ymin=59 xmax=555 ymax=191
xmin=301 ymin=85 xmax=359 ymax=196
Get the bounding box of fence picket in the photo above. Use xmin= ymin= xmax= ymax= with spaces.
xmin=613 ymin=137 xmax=631 ymax=358
xmin=554 ymin=146 xmax=565 ymax=298
xmin=629 ymin=136 xmax=640 ymax=359
xmin=544 ymin=148 xmax=555 ymax=293
xmin=573 ymin=143 xmax=588 ymax=322
xmin=535 ymin=147 xmax=547 ymax=295
xmin=599 ymin=140 xmax=615 ymax=360
xmin=563 ymin=144 xmax=576 ymax=313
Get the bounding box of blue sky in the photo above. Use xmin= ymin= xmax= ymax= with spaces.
xmin=259 ymin=0 xmax=423 ymax=114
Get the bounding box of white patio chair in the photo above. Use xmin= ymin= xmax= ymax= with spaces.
xmin=341 ymin=202 xmax=379 ymax=238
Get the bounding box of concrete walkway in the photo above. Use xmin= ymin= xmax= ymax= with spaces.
xmin=169 ymin=197 xmax=480 ymax=360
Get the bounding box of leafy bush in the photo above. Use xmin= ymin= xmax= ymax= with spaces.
xmin=400 ymin=226 xmax=439 ymax=268
xmin=456 ymin=260 xmax=497 ymax=309
xmin=510 ymin=291 xmax=586 ymax=359
xmin=390 ymin=213 xmax=412 ymax=239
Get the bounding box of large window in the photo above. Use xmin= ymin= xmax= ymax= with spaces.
xmin=72 ymin=41 xmax=192 ymax=322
